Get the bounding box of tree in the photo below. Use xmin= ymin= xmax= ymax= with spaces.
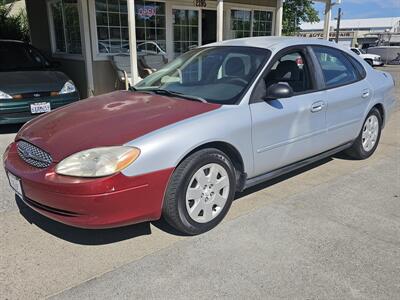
xmin=0 ymin=1 xmax=30 ymax=41
xmin=283 ymin=0 xmax=320 ymax=36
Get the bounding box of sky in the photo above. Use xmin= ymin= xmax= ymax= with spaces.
xmin=312 ymin=0 xmax=400 ymax=20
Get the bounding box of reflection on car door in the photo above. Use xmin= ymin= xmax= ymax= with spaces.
xmin=250 ymin=49 xmax=328 ymax=177
xmin=312 ymin=46 xmax=371 ymax=149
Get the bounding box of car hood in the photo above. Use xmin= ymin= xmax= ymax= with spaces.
xmin=0 ymin=70 xmax=69 ymax=95
xmin=16 ymin=91 xmax=220 ymax=162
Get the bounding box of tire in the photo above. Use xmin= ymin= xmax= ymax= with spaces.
xmin=162 ymin=148 xmax=236 ymax=235
xmin=346 ymin=108 xmax=382 ymax=160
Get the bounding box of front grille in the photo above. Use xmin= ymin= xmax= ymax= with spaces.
xmin=14 ymin=91 xmax=54 ymax=99
xmin=17 ymin=140 xmax=53 ymax=168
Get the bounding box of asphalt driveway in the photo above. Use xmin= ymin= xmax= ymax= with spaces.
xmin=0 ymin=66 xmax=399 ymax=299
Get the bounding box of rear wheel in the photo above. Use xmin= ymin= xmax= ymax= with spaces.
xmin=346 ymin=108 xmax=382 ymax=159
xmin=162 ymin=148 xmax=236 ymax=235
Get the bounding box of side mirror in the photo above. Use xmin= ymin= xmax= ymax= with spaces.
xmin=265 ymin=82 xmax=294 ymax=100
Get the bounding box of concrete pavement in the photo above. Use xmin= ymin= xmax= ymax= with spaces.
xmin=0 ymin=66 xmax=399 ymax=299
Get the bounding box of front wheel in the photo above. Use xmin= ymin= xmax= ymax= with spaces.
xmin=162 ymin=148 xmax=236 ymax=235
xmin=346 ymin=108 xmax=382 ymax=159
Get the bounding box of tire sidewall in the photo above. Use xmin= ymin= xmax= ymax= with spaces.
xmin=174 ymin=150 xmax=236 ymax=234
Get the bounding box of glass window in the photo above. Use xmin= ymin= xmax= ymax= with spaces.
xmin=230 ymin=9 xmax=251 ymax=38
xmin=95 ymin=0 xmax=166 ymax=55
xmin=252 ymin=10 xmax=273 ymax=37
xmin=135 ymin=46 xmax=270 ymax=104
xmin=0 ymin=42 xmax=50 ymax=72
xmin=313 ymin=46 xmax=359 ymax=88
xmin=230 ymin=9 xmax=273 ymax=38
xmin=263 ymin=51 xmax=311 ymax=93
xmin=173 ymin=9 xmax=199 ymax=57
xmin=49 ymin=0 xmax=82 ymax=54
xmin=136 ymin=1 xmax=166 ymax=55
xmin=347 ymin=54 xmax=366 ymax=79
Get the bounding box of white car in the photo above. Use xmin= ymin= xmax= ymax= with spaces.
xmin=351 ymin=48 xmax=384 ymax=67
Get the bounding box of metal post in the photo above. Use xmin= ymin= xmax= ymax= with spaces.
xmin=275 ymin=0 xmax=283 ymax=36
xmin=323 ymin=1 xmax=332 ymax=40
xmin=127 ymin=0 xmax=139 ymax=85
xmin=335 ymin=7 xmax=342 ymax=43
xmin=217 ymin=0 xmax=224 ymax=41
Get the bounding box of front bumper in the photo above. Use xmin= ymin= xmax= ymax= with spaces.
xmin=373 ymin=60 xmax=384 ymax=66
xmin=0 ymin=92 xmax=79 ymax=125
xmin=3 ymin=142 xmax=174 ymax=229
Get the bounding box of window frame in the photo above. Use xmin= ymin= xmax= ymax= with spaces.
xmin=47 ymin=0 xmax=84 ymax=60
xmin=250 ymin=45 xmax=321 ymax=104
xmin=310 ymin=45 xmax=364 ymax=91
xmin=228 ymin=6 xmax=275 ymax=39
xmin=89 ymin=0 xmax=167 ymax=60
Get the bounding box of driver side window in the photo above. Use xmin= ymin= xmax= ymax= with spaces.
xmin=252 ymin=50 xmax=312 ymax=100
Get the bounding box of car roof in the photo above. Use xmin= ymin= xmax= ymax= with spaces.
xmin=201 ymin=36 xmax=347 ymax=52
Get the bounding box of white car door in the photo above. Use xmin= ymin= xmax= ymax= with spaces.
xmin=311 ymin=46 xmax=372 ymax=150
xmin=249 ymin=48 xmax=328 ymax=176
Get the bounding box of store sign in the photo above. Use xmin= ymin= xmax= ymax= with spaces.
xmin=297 ymin=31 xmax=355 ymax=39
xmin=137 ymin=5 xmax=157 ymax=20
xmin=193 ymin=0 xmax=207 ymax=7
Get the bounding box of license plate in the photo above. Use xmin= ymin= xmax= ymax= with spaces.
xmin=30 ymin=102 xmax=51 ymax=114
xmin=7 ymin=172 xmax=23 ymax=198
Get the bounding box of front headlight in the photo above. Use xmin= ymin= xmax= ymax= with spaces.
xmin=59 ymin=80 xmax=77 ymax=94
xmin=55 ymin=146 xmax=140 ymax=177
xmin=0 ymin=90 xmax=12 ymax=99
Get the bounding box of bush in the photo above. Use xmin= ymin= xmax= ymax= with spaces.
xmin=0 ymin=2 xmax=30 ymax=42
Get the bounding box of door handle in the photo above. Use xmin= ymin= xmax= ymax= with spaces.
xmin=311 ymin=101 xmax=325 ymax=113
xmin=362 ymin=89 xmax=370 ymax=99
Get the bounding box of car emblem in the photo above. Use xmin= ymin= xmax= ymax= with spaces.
xmin=33 ymin=93 xmax=41 ymax=98
xmin=19 ymin=147 xmax=47 ymax=163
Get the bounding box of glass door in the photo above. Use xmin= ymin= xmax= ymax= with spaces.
xmin=172 ymin=8 xmax=200 ymax=57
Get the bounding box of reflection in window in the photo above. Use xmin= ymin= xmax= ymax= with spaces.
xmin=230 ymin=10 xmax=251 ymax=38
xmin=96 ymin=0 xmax=129 ymax=54
xmin=95 ymin=0 xmax=166 ymax=55
xmin=136 ymin=1 xmax=166 ymax=55
xmin=49 ymin=0 xmax=82 ymax=54
xmin=252 ymin=10 xmax=273 ymax=37
xmin=313 ymin=47 xmax=358 ymax=88
xmin=173 ymin=9 xmax=199 ymax=57
xmin=230 ymin=9 xmax=273 ymax=38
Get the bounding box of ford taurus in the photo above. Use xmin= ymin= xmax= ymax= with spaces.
xmin=3 ymin=37 xmax=396 ymax=235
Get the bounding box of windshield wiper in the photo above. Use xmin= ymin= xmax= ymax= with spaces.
xmin=150 ymin=89 xmax=208 ymax=103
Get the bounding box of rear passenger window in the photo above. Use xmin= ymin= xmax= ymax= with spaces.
xmin=347 ymin=54 xmax=366 ymax=79
xmin=313 ymin=46 xmax=358 ymax=88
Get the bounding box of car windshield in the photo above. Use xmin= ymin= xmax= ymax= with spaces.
xmin=135 ymin=46 xmax=270 ymax=104
xmin=0 ymin=42 xmax=50 ymax=72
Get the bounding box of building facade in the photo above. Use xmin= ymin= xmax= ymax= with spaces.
xmin=299 ymin=17 xmax=400 ymax=48
xmin=24 ymin=0 xmax=334 ymax=98
xmin=24 ymin=0 xmax=284 ymax=97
